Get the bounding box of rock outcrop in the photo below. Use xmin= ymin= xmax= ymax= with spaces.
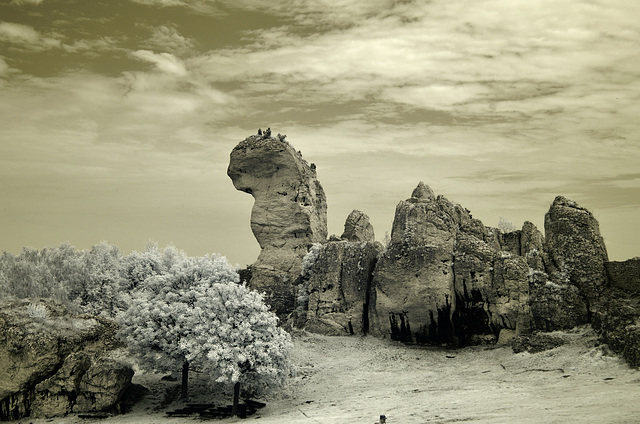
xmin=341 ymin=209 xmax=375 ymax=243
xmin=369 ymin=183 xmax=531 ymax=345
xmin=0 ymin=299 xmax=132 ymax=420
xmin=544 ymin=196 xmax=609 ymax=314
xmin=227 ymin=135 xmax=640 ymax=363
xmin=593 ymin=258 xmax=640 ymax=367
xmin=227 ymin=134 xmax=327 ymax=316
xmin=303 ymin=240 xmax=382 ymax=335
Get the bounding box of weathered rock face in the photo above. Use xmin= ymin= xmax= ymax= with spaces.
xmin=521 ymin=221 xmax=546 ymax=271
xmin=606 ymin=259 xmax=640 ymax=294
xmin=528 ymin=270 xmax=589 ymax=331
xmin=453 ymin=234 xmax=531 ymax=344
xmin=0 ymin=299 xmax=132 ymax=420
xmin=593 ymin=291 xmax=640 ymax=367
xmin=228 ymin=135 xmax=328 ymax=316
xmin=341 ymin=210 xmax=375 ymax=243
xmin=593 ymin=258 xmax=640 ymax=367
xmin=303 ymin=240 xmax=382 ymax=335
xmin=369 ymin=183 xmax=531 ymax=345
xmin=544 ymin=196 xmax=609 ymax=313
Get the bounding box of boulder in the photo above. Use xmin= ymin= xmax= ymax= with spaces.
xmin=341 ymin=210 xmax=375 ymax=243
xmin=75 ymin=357 xmax=134 ymax=412
xmin=304 ymin=240 xmax=382 ymax=335
xmin=228 ymin=135 xmax=328 ymax=316
xmin=0 ymin=298 xmax=132 ymax=420
xmin=544 ymin=196 xmax=609 ymax=313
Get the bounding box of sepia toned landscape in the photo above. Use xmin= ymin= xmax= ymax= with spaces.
xmin=2 ymin=1 xmax=640 ymax=423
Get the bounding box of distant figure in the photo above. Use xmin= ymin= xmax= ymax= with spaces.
xmin=277 ymin=133 xmax=287 ymax=142
xmin=265 ymin=127 xmax=271 ymax=137
xmin=310 ymin=163 xmax=316 ymax=171
xmin=376 ymin=415 xmax=387 ymax=424
xmin=258 ymin=128 xmax=262 ymax=136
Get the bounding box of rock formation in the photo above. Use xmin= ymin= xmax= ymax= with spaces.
xmin=227 ymin=134 xmax=327 ymax=317
xmin=341 ymin=209 xmax=375 ymax=243
xmin=593 ymin=258 xmax=640 ymax=366
xmin=0 ymin=298 xmax=133 ymax=420
xmin=227 ymin=134 xmax=640 ymax=364
xmin=303 ymin=239 xmax=382 ymax=335
xmin=544 ymin=195 xmax=609 ymax=314
xmin=369 ymin=182 xmax=531 ymax=344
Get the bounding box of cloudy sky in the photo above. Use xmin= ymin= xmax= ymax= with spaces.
xmin=1 ymin=0 xmax=639 ymax=266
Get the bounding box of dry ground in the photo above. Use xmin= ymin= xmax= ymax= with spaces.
xmin=17 ymin=326 xmax=640 ymax=423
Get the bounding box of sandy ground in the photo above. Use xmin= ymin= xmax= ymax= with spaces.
xmin=17 ymin=326 xmax=640 ymax=424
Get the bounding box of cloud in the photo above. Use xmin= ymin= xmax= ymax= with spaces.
xmin=0 ymin=57 xmax=9 ymax=76
xmin=130 ymin=50 xmax=188 ymax=76
xmin=10 ymin=0 xmax=45 ymax=4
xmin=142 ymin=26 xmax=195 ymax=55
xmin=129 ymin=0 xmax=222 ymax=15
xmin=0 ymin=22 xmax=61 ymax=50
xmin=61 ymin=37 xmax=123 ymax=54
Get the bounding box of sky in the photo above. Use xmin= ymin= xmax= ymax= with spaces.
xmin=1 ymin=0 xmax=639 ymax=266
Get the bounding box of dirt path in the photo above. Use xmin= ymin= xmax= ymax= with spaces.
xmin=18 ymin=326 xmax=640 ymax=423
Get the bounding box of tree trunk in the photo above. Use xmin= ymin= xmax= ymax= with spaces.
xmin=181 ymin=361 xmax=189 ymax=400
xmin=232 ymin=382 xmax=241 ymax=416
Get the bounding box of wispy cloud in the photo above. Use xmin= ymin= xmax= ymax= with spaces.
xmin=10 ymin=0 xmax=45 ymax=5
xmin=0 ymin=22 xmax=61 ymax=50
xmin=130 ymin=50 xmax=188 ymax=76
xmin=141 ymin=25 xmax=195 ymax=55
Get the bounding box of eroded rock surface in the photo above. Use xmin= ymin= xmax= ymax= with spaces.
xmin=593 ymin=258 xmax=640 ymax=367
xmin=369 ymin=183 xmax=531 ymax=345
xmin=341 ymin=210 xmax=375 ymax=243
xmin=544 ymin=195 xmax=609 ymax=313
xmin=304 ymin=240 xmax=382 ymax=335
xmin=0 ymin=299 xmax=132 ymax=420
xmin=228 ymin=135 xmax=327 ymax=316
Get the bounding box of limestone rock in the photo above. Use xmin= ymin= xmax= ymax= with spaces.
xmin=228 ymin=135 xmax=328 ymax=316
xmin=31 ymin=352 xmax=92 ymax=417
xmin=521 ymin=221 xmax=545 ymax=271
xmin=371 ymin=242 xmax=454 ymax=343
xmin=606 ymin=259 xmax=640 ymax=294
xmin=341 ymin=210 xmax=375 ymax=243
xmin=528 ymin=270 xmax=588 ymax=331
xmin=452 ymin=234 xmax=530 ymax=344
xmin=227 ymin=135 xmax=327 ymax=250
xmin=370 ymin=183 xmax=530 ymax=345
xmin=370 ymin=184 xmax=481 ymax=343
xmin=544 ymin=196 xmax=609 ymax=312
xmin=593 ymin=258 xmax=640 ymax=367
xmin=0 ymin=299 xmax=132 ymax=420
xmin=304 ymin=240 xmax=382 ymax=335
xmin=75 ymin=357 xmax=134 ymax=412
xmin=411 ymin=181 xmax=435 ymax=200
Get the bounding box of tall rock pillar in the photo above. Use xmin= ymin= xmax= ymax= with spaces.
xmin=544 ymin=196 xmax=609 ymax=315
xmin=228 ymin=134 xmax=327 ymax=317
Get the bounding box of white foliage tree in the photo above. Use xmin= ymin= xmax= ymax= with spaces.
xmin=117 ymin=253 xmax=292 ymax=412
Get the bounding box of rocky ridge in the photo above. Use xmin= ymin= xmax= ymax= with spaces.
xmin=228 ymin=134 xmax=639 ymax=364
